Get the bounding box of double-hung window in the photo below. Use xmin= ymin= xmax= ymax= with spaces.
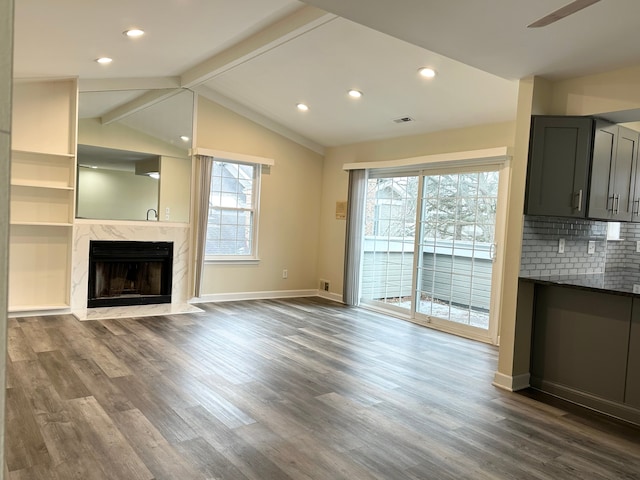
xmin=205 ymin=159 xmax=260 ymax=261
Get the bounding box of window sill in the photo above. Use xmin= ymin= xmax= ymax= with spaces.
xmin=205 ymin=257 xmax=261 ymax=265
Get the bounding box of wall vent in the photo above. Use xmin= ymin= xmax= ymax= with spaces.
xmin=393 ymin=116 xmax=414 ymax=124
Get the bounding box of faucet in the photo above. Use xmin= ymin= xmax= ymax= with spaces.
xmin=146 ymin=208 xmax=158 ymax=221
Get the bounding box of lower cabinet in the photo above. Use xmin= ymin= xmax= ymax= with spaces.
xmin=529 ymin=283 xmax=640 ymax=425
xmin=626 ymin=302 xmax=640 ymax=409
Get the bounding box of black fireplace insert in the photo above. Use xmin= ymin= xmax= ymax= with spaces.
xmin=88 ymin=240 xmax=173 ymax=308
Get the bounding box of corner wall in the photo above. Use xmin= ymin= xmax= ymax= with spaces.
xmin=195 ymin=96 xmax=324 ymax=298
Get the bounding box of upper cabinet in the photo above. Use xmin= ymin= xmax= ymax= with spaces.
xmin=588 ymin=121 xmax=639 ymax=221
xmin=525 ymin=115 xmax=640 ymax=222
xmin=525 ymin=115 xmax=593 ymax=218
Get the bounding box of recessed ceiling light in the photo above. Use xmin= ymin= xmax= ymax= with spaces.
xmin=348 ymin=89 xmax=363 ymax=98
xmin=418 ymin=67 xmax=436 ymax=78
xmin=297 ymin=103 xmax=309 ymax=112
xmin=124 ymin=28 xmax=145 ymax=38
xmin=95 ymin=57 xmax=113 ymax=64
xmin=180 ymin=135 xmax=190 ymax=142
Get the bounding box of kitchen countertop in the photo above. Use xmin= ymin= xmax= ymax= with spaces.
xmin=520 ymin=269 xmax=640 ymax=296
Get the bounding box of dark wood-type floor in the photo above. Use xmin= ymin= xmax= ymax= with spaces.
xmin=5 ymin=297 xmax=640 ymax=479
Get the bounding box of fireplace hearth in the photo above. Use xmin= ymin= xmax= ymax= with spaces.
xmin=88 ymin=240 xmax=173 ymax=308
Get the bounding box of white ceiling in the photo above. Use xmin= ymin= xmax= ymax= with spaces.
xmin=13 ymin=0 xmax=640 ymax=152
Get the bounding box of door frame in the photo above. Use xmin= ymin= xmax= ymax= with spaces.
xmin=358 ymin=155 xmax=511 ymax=346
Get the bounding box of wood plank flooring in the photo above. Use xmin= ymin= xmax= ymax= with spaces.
xmin=5 ymin=297 xmax=640 ymax=479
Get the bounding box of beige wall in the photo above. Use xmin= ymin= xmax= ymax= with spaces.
xmin=316 ymin=121 xmax=516 ymax=296
xmin=550 ymin=64 xmax=640 ymax=116
xmin=159 ymin=155 xmax=191 ymax=223
xmin=196 ymin=96 xmax=324 ymax=295
xmin=0 ymin=0 xmax=12 ymax=476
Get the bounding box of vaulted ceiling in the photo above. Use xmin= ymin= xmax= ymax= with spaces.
xmin=13 ymin=0 xmax=640 ymax=153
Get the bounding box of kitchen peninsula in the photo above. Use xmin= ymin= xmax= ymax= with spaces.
xmin=520 ymin=216 xmax=640 ymax=425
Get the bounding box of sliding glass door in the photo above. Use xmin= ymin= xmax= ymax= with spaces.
xmin=415 ymin=169 xmax=499 ymax=336
xmin=360 ymin=165 xmax=502 ymax=342
xmin=360 ymin=175 xmax=418 ymax=314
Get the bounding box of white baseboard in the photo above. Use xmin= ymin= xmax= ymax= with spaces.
xmin=492 ymin=371 xmax=530 ymax=392
xmin=191 ymin=289 xmax=319 ymax=303
xmin=317 ymin=290 xmax=343 ymax=303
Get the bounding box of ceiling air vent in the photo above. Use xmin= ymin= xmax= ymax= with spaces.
xmin=393 ymin=116 xmax=414 ymax=124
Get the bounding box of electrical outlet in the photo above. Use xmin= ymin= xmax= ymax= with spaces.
xmin=636 ymin=240 xmax=640 ymax=253
xmin=558 ymin=238 xmax=565 ymax=254
xmin=324 ymin=281 xmax=330 ymax=292
xmin=282 ymin=269 xmax=288 ymax=279
xmin=588 ymin=241 xmax=595 ymax=254
xmin=633 ymin=284 xmax=640 ymax=294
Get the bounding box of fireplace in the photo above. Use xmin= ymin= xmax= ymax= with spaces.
xmin=88 ymin=240 xmax=173 ymax=308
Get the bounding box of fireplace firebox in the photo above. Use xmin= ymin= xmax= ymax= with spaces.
xmin=88 ymin=240 xmax=173 ymax=308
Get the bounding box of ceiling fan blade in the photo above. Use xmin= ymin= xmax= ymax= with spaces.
xmin=527 ymin=0 xmax=601 ymax=28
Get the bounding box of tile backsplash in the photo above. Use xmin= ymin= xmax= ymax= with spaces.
xmin=520 ymin=216 xmax=640 ymax=277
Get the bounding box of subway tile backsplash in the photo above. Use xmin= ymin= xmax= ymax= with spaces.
xmin=520 ymin=216 xmax=640 ymax=277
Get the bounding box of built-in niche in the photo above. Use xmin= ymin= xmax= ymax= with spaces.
xmin=76 ymin=88 xmax=193 ymax=222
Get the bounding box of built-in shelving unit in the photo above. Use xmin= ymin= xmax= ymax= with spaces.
xmin=9 ymin=79 xmax=77 ymax=313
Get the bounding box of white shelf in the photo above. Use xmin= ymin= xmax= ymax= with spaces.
xmin=8 ymin=304 xmax=70 ymax=313
xmin=9 ymin=79 xmax=77 ymax=313
xmin=10 ymin=221 xmax=73 ymax=227
xmin=11 ymin=181 xmax=74 ymax=190
xmin=11 ymin=149 xmax=74 ymax=158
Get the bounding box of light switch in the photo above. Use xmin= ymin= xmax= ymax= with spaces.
xmin=588 ymin=241 xmax=595 ymax=254
xmin=558 ymin=238 xmax=565 ymax=254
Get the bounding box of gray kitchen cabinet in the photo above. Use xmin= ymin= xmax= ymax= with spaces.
xmin=525 ymin=115 xmax=593 ymax=218
xmin=626 ymin=299 xmax=640 ymax=409
xmin=588 ymin=121 xmax=639 ymax=221
xmin=530 ymin=284 xmax=630 ymax=403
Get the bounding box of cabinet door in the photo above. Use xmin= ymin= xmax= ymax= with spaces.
xmin=525 ymin=116 xmax=593 ymax=217
xmin=611 ymin=126 xmax=637 ymax=221
xmin=588 ymin=121 xmax=617 ymax=220
xmin=627 ymin=299 xmax=640 ymax=408
xmin=627 ymin=130 xmax=640 ymax=222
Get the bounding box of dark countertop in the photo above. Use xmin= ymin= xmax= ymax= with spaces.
xmin=520 ymin=270 xmax=640 ymax=296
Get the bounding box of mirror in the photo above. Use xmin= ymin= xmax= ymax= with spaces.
xmin=76 ymin=88 xmax=194 ymax=223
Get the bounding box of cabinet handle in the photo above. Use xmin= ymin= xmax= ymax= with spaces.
xmin=615 ymin=194 xmax=620 ymax=214
xmin=608 ymin=195 xmax=616 ymax=213
xmin=634 ymin=199 xmax=640 ymax=216
xmin=575 ymin=189 xmax=583 ymax=212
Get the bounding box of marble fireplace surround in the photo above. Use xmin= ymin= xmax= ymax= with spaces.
xmin=72 ymin=220 xmax=202 ymax=320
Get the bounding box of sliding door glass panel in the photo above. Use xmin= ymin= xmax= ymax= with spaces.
xmin=416 ymin=170 xmax=498 ymax=330
xmin=361 ymin=175 xmax=418 ymax=311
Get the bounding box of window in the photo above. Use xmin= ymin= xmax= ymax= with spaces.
xmin=205 ymin=159 xmax=260 ymax=260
